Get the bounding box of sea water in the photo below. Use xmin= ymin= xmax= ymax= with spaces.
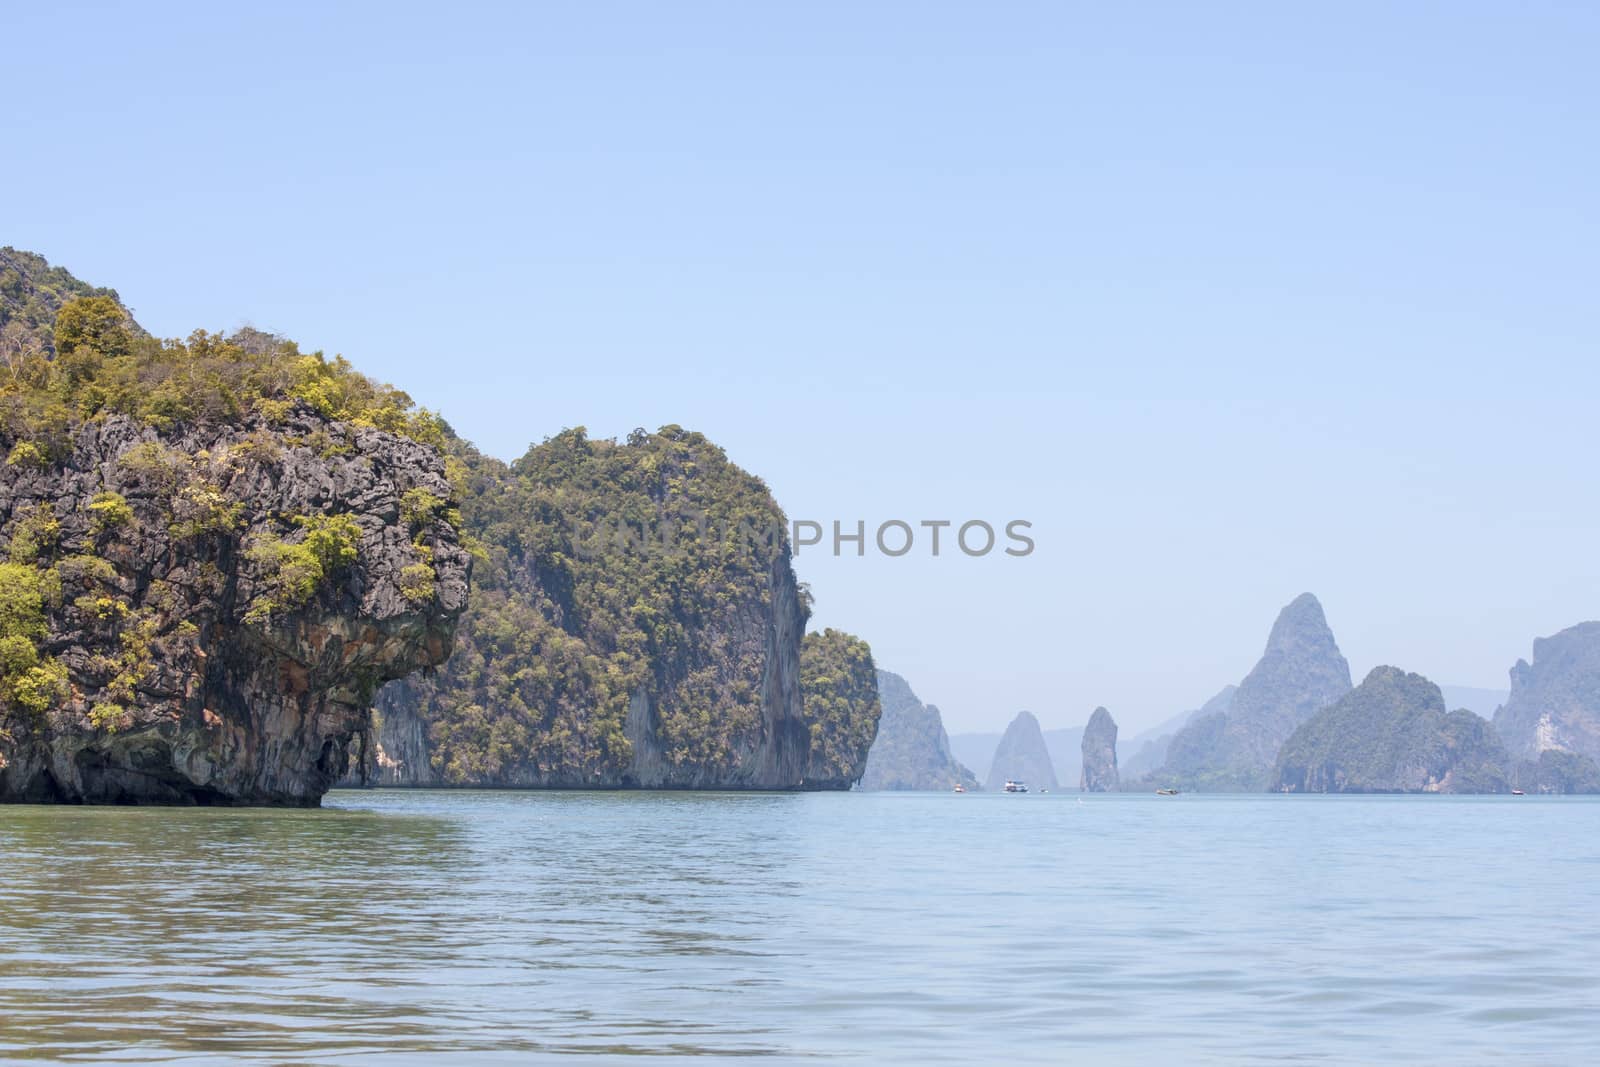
xmin=2 ymin=790 xmax=1597 ymax=1063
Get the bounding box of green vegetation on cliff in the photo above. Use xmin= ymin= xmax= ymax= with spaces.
xmin=1273 ymin=667 xmax=1509 ymax=793
xmin=0 ymin=251 xmax=468 ymax=804
xmin=0 ymin=247 xmax=127 ymax=357
xmin=4 ymin=249 xmax=874 ymax=799
xmin=799 ymin=628 xmax=881 ymax=788
xmin=0 ymin=250 xmax=444 ymax=458
xmin=398 ymin=426 xmax=805 ymax=784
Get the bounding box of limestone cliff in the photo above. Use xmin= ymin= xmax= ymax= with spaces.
xmin=1492 ymin=621 xmax=1600 ymax=766
xmin=0 ymin=250 xmax=468 ymax=805
xmin=0 ymin=410 xmax=468 ymax=804
xmin=1079 ymin=706 xmax=1119 ymax=792
xmin=798 ymin=629 xmax=881 ymax=790
xmin=858 ymin=670 xmax=980 ymax=791
xmin=1272 ymin=667 xmax=1508 ymax=794
xmin=985 ymin=710 xmax=1058 ymax=791
xmin=1163 ymin=593 xmax=1351 ymax=791
xmin=348 ymin=428 xmax=821 ymax=789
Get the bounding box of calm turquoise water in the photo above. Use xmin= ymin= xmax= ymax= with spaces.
xmin=2 ymin=791 xmax=1599 ymax=1063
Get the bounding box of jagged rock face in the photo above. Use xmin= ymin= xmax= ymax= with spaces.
xmin=1163 ymin=593 xmax=1352 ymax=791
xmin=344 ymin=427 xmax=817 ymax=790
xmin=0 ymin=410 xmax=468 ymax=805
xmin=858 ymin=670 xmax=980 ymax=791
xmin=1079 ymin=707 xmax=1119 ymax=792
xmin=985 ymin=710 xmax=1059 ymax=791
xmin=1492 ymin=622 xmax=1600 ymax=765
xmin=353 ymin=552 xmax=807 ymax=789
xmin=1273 ymin=667 xmax=1509 ymax=794
xmin=347 ymin=677 xmax=437 ymax=787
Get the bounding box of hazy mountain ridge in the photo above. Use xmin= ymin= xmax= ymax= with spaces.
xmin=1159 ymin=594 xmax=1352 ymax=791
xmin=857 ymin=670 xmax=980 ymax=791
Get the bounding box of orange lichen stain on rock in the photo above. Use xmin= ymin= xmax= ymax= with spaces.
xmin=202 ymin=708 xmax=222 ymax=728
xmin=279 ymin=659 xmax=311 ymax=695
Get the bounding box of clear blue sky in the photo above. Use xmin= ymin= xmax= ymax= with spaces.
xmin=7 ymin=2 xmax=1598 ymax=734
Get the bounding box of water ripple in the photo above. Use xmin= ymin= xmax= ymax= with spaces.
xmin=2 ymin=791 xmax=1599 ymax=1062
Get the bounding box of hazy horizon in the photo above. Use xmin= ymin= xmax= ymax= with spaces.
xmin=7 ymin=2 xmax=1597 ymax=735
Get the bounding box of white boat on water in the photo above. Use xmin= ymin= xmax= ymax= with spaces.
xmin=1003 ymin=780 xmax=1028 ymax=793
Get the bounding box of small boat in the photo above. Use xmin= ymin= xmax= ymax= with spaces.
xmin=1003 ymin=780 xmax=1029 ymax=793
xmin=953 ymin=784 xmax=966 ymax=793
xmin=1511 ymin=789 xmax=1525 ymax=796
xmin=1155 ymin=788 xmax=1179 ymax=796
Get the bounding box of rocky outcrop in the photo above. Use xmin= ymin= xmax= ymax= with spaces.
xmin=985 ymin=711 xmax=1058 ymax=791
xmin=346 ymin=676 xmax=437 ymax=787
xmin=1080 ymin=707 xmax=1119 ymax=791
xmin=0 ymin=410 xmax=469 ymax=805
xmin=1163 ymin=594 xmax=1352 ymax=791
xmin=798 ymin=629 xmax=882 ymax=790
xmin=858 ymin=670 xmax=980 ymax=791
xmin=1273 ymin=667 xmax=1509 ymax=794
xmin=1492 ymin=622 xmax=1600 ymax=767
xmin=347 ymin=428 xmax=822 ymax=789
xmin=354 ymin=551 xmax=808 ymax=790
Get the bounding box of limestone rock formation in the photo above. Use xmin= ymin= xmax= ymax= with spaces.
xmin=1492 ymin=622 xmax=1600 ymax=767
xmin=1272 ymin=667 xmax=1509 ymax=794
xmin=858 ymin=670 xmax=980 ymax=791
xmin=1079 ymin=707 xmax=1119 ymax=792
xmin=0 ymin=411 xmax=469 ymax=804
xmin=1162 ymin=593 xmax=1352 ymax=791
xmin=346 ymin=428 xmax=822 ymax=789
xmin=347 ymin=676 xmax=437 ymax=787
xmin=985 ymin=710 xmax=1058 ymax=791
xmin=797 ymin=628 xmax=882 ymax=790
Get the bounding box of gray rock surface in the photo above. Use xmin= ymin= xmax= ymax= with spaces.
xmin=1079 ymin=706 xmax=1119 ymax=792
xmin=1162 ymin=593 xmax=1352 ymax=790
xmin=1492 ymin=621 xmax=1600 ymax=765
xmin=985 ymin=710 xmax=1058 ymax=791
xmin=0 ymin=410 xmax=469 ymax=805
xmin=350 ymin=554 xmax=807 ymax=789
xmin=858 ymin=670 xmax=980 ymax=791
